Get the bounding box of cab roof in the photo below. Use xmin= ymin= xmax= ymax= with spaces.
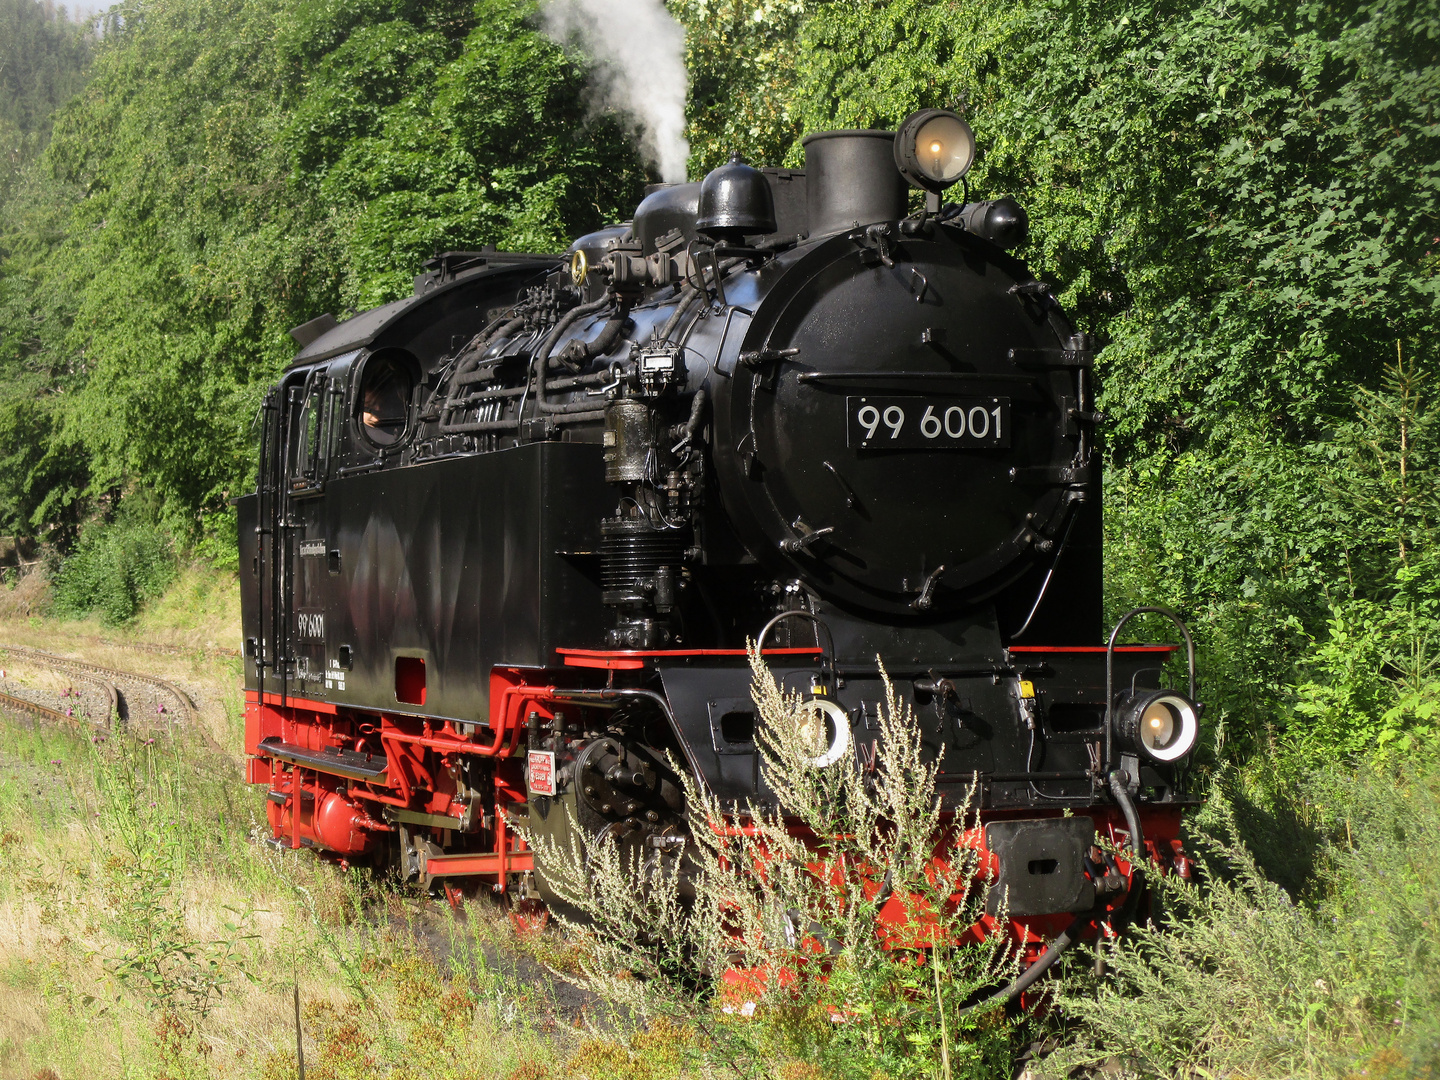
xmin=285 ymin=251 xmax=558 ymax=370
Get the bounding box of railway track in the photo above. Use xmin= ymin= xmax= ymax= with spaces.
xmin=0 ymin=687 xmax=93 ymax=728
xmin=0 ymin=642 xmax=196 ymax=728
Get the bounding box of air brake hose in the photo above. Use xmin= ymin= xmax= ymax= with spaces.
xmin=957 ymin=915 xmax=1093 ymax=1015
xmin=957 ymin=771 xmax=1147 ymax=1014
xmin=1107 ymin=768 xmax=1148 ymax=928
xmin=1107 ymin=769 xmax=1145 ymax=863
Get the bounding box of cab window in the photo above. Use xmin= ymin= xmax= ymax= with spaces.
xmin=354 ymin=350 xmax=416 ymax=448
xmin=289 ymin=366 xmax=329 ymax=490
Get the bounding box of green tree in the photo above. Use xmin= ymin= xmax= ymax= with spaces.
xmin=673 ymin=0 xmax=811 ymax=173
xmin=0 ymin=0 xmax=93 ymax=199
xmin=0 ymin=1 xmax=94 ymax=540
xmin=0 ymin=0 xmax=647 ymax=554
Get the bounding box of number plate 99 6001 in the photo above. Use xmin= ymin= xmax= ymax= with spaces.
xmin=847 ymin=396 xmax=1010 ymax=449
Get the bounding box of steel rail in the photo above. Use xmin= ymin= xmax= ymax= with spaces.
xmin=0 ymin=642 xmax=196 ymax=725
xmin=0 ymin=687 xmax=88 ymax=728
xmin=65 ymin=669 xmax=119 ymax=725
xmin=82 ymin=636 xmax=240 ymax=660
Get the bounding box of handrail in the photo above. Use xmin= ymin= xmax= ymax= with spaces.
xmin=756 ymin=611 xmax=837 ymax=692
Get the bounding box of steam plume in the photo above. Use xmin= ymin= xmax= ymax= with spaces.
xmin=542 ymin=0 xmax=691 ymax=183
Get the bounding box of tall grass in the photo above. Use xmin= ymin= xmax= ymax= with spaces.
xmin=1047 ymin=761 xmax=1440 ymax=1079
xmin=0 ymin=709 xmax=591 ymax=1079
xmin=9 ymin=566 xmax=1440 ymax=1078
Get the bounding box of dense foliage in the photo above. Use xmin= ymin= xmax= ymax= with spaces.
xmin=0 ymin=0 xmax=92 ymax=197
xmin=50 ymin=494 xmax=176 ymax=623
xmin=1055 ymin=761 xmax=1440 ymax=1076
xmin=0 ymin=0 xmax=647 ymax=551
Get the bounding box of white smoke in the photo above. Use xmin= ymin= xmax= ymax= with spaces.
xmin=541 ymin=0 xmax=691 ymax=183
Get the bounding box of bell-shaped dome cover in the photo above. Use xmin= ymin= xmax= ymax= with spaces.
xmin=695 ymin=154 xmax=777 ymax=240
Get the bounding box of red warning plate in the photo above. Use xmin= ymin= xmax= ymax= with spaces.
xmin=527 ymin=750 xmax=556 ymax=796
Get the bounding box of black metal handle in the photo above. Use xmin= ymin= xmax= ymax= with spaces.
xmin=756 ymin=610 xmax=837 ymax=693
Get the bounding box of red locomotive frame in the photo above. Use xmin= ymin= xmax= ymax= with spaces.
xmin=245 ymin=644 xmax=1192 ymax=956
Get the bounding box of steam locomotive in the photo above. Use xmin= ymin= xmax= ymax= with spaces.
xmin=240 ymin=109 xmax=1201 ymax=982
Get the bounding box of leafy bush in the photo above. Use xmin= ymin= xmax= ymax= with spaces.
xmin=529 ymin=651 xmax=1022 ymax=1080
xmin=1292 ymin=600 xmax=1440 ymax=758
xmin=52 ymin=512 xmax=177 ymax=624
xmin=1047 ymin=762 xmax=1440 ymax=1079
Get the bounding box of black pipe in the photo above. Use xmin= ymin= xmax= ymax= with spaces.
xmin=986 ymin=771 xmax=1093 ymax=782
xmin=555 ymin=309 xmax=630 ymax=371
xmin=532 ymin=297 xmax=621 ymax=416
xmin=457 ymin=312 xmax=522 ymax=366
xmin=440 ymin=297 xmax=612 ymax=434
xmin=672 ymin=388 xmax=707 ymax=452
xmin=447 ymin=368 xmax=617 ymax=410
xmin=655 ymin=256 xmax=741 ymax=345
xmin=958 ymin=913 xmax=1096 ymax=1015
xmin=439 ymin=315 xmax=528 ymax=416
xmin=1107 ymin=769 xmax=1145 ymax=858
xmin=440 ymin=407 xmax=607 ymax=435
xmin=657 ymin=284 xmax=701 ymax=343
xmin=956 ymin=776 xmax=1147 ymax=1014
xmin=1009 ymin=511 xmax=1078 ymax=641
xmin=479 ymin=316 xmax=527 ymax=355
xmin=1108 ymin=768 xmax=1148 ymax=928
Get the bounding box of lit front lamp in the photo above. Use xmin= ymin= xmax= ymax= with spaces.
xmin=1111 ymin=689 xmax=1200 ymax=763
xmin=894 ymin=108 xmax=976 ymax=194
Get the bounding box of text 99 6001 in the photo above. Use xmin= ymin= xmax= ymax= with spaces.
xmin=847 ymin=396 xmax=1010 ymax=450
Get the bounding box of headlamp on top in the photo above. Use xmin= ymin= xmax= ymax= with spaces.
xmin=1111 ymin=689 xmax=1200 ymax=763
xmin=894 ymin=108 xmax=976 ymax=193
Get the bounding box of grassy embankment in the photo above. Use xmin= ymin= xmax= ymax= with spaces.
xmin=0 ymin=564 xmax=689 ymax=1080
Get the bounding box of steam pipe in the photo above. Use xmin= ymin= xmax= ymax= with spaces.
xmin=440 ymin=408 xmax=607 ymax=435
xmin=657 ymin=284 xmax=701 ymax=343
xmin=673 ymin=388 xmax=707 ymax=452
xmin=555 ymin=309 xmax=631 ymax=371
xmin=531 ymin=296 xmax=616 ymax=417
xmin=654 ymin=256 xmax=740 ymax=346
xmin=449 ymin=368 xmax=617 ymax=408
xmin=440 ymin=297 xmax=611 ymax=434
xmin=439 ymin=315 xmax=528 ymax=421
